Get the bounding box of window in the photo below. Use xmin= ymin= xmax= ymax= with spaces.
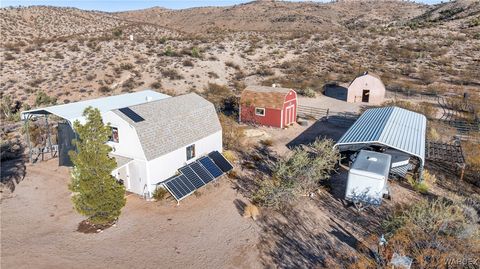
xmin=255 ymin=107 xmax=265 ymax=116
xmin=186 ymin=144 xmax=196 ymax=160
xmin=109 ymin=127 xmax=119 ymax=143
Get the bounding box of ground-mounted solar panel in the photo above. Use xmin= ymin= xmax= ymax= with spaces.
xmin=208 ymin=151 xmax=233 ymax=173
xmin=164 ymin=174 xmax=195 ymax=201
xmin=179 ymin=166 xmax=205 ymax=189
xmin=190 ymin=162 xmax=214 ymax=184
xmin=198 ymin=156 xmax=223 ymax=178
xmin=119 ymin=107 xmax=145 ymax=122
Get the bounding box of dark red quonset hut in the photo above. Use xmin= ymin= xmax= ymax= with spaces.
xmin=239 ymin=85 xmax=297 ymax=128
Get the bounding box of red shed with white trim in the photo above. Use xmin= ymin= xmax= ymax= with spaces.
xmin=239 ymin=85 xmax=297 ymax=128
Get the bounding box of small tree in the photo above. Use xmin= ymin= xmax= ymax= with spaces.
xmin=69 ymin=107 xmax=126 ymax=225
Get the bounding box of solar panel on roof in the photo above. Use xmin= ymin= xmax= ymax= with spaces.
xmin=179 ymin=166 xmax=205 ymax=189
xmin=190 ymin=162 xmax=214 ymax=184
xmin=198 ymin=156 xmax=223 ymax=178
xmin=164 ymin=175 xmax=195 ymax=201
xmin=119 ymin=107 xmax=145 ymax=122
xmin=208 ymin=151 xmax=233 ymax=173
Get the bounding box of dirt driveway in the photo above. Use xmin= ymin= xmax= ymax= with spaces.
xmin=1 ymin=159 xmax=261 ymax=269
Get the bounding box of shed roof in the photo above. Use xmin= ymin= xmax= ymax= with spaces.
xmin=335 ymin=106 xmax=426 ymax=166
xmin=113 ymin=93 xmax=221 ymax=161
xmin=240 ymin=85 xmax=294 ymax=110
xmin=348 ymin=71 xmax=383 ymax=87
xmin=21 ymin=90 xmax=169 ymax=125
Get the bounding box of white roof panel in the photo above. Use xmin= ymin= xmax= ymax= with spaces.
xmin=21 ymin=90 xmax=170 ymax=124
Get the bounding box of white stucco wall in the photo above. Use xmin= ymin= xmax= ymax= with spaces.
xmin=347 ymin=74 xmax=386 ymax=105
xmin=144 ymin=130 xmax=223 ymax=196
xmin=102 ymin=111 xmax=146 ymax=160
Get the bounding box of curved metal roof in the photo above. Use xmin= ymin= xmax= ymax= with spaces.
xmin=335 ymin=106 xmax=426 ymax=166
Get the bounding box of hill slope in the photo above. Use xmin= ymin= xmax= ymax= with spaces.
xmin=117 ymin=0 xmax=428 ymax=33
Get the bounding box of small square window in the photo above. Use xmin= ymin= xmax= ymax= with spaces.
xmin=255 ymin=107 xmax=265 ymax=116
xmin=109 ymin=127 xmax=119 ymax=143
xmin=186 ymin=144 xmax=196 ymax=160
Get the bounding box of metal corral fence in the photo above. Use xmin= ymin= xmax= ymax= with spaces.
xmin=297 ymin=105 xmax=358 ymax=127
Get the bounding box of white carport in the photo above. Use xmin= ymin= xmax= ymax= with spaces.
xmin=20 ymin=90 xmax=169 ymax=164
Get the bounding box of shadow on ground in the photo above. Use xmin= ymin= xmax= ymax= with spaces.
xmin=287 ymin=120 xmax=349 ymax=148
xmin=1 ymin=157 xmax=27 ymax=193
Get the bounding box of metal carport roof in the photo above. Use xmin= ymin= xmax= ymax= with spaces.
xmin=335 ymin=106 xmax=427 ymax=166
xmin=21 ymin=90 xmax=170 ymax=125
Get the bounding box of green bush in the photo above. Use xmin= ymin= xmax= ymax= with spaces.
xmin=297 ymin=88 xmax=316 ymax=98
xmin=191 ymin=47 xmax=201 ymax=58
xmin=35 ymin=91 xmax=57 ymax=107
xmin=253 ymin=138 xmax=340 ymax=209
xmin=152 ymin=187 xmax=169 ymax=201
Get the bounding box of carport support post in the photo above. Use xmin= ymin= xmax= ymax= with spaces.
xmin=45 ymin=115 xmax=52 ymax=157
xmin=25 ymin=118 xmax=33 ymax=163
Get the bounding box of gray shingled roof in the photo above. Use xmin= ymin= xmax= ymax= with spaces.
xmin=113 ymin=93 xmax=221 ymax=161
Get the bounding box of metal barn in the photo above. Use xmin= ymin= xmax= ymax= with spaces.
xmin=335 ymin=106 xmax=427 ymax=179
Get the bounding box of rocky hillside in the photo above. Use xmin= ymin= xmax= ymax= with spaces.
xmin=117 ymin=0 xmax=428 ymax=33
xmin=0 ymin=6 xmax=129 ymax=44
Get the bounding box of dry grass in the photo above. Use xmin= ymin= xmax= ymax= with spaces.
xmin=243 ymin=204 xmax=260 ymax=220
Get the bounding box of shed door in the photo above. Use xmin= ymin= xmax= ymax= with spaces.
xmin=285 ymin=105 xmax=294 ymax=126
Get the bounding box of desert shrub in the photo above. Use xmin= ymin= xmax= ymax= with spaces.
xmin=219 ymin=114 xmax=244 ymax=151
xmin=296 ymin=88 xmax=316 ymax=98
xmin=163 ymin=46 xmax=177 ymax=57
xmin=253 ymin=139 xmax=340 ymax=209
xmin=191 ymin=47 xmax=201 ymax=58
xmin=255 ymin=66 xmax=275 ymax=76
xmin=4 ymin=52 xmax=15 ymax=61
xmin=112 ymin=28 xmax=123 ymax=37
xmin=1 ymin=95 xmax=21 ymax=121
xmin=243 ymin=204 xmax=260 ymax=220
xmin=222 ymin=150 xmax=237 ymax=163
xmin=182 ymin=59 xmax=194 ymax=67
xmin=53 ymin=51 xmax=64 ymax=59
xmin=161 ymin=68 xmax=183 ymax=80
xmin=225 ymin=61 xmax=240 ymax=70
xmin=150 ymin=80 xmax=162 ymax=89
xmin=119 ymin=63 xmax=134 ymax=71
xmin=152 ymin=187 xmax=169 ymax=201
xmin=201 ymin=83 xmax=236 ymax=112
xmin=407 ymin=175 xmax=429 ymax=194
xmin=98 ymin=86 xmax=112 ymax=93
xmin=35 ymin=91 xmax=57 ymax=107
xmin=406 ymin=170 xmax=436 ymax=194
xmin=260 ymin=139 xmax=273 ymax=147
xmin=382 ymin=198 xmax=479 ymax=268
xmin=380 ymin=100 xmax=436 ymax=119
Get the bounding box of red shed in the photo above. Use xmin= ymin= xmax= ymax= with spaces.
xmin=239 ymin=85 xmax=297 ymax=128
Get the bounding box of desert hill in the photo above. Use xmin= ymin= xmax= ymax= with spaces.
xmin=117 ymin=0 xmax=428 ymax=33
xmin=0 ymin=6 xmax=128 ymax=44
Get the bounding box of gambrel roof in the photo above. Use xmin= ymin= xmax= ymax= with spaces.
xmin=113 ymin=93 xmax=221 ymax=161
xmin=240 ymin=85 xmax=295 ymax=110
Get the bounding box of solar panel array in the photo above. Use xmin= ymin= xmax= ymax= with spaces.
xmin=163 ymin=152 xmax=233 ymax=201
xmin=119 ymin=107 xmax=145 ymax=122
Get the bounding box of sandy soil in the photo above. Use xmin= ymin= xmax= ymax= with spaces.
xmin=1 ymin=159 xmax=261 ymax=269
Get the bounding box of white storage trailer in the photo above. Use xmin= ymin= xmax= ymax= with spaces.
xmin=345 ymin=150 xmax=392 ymax=205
